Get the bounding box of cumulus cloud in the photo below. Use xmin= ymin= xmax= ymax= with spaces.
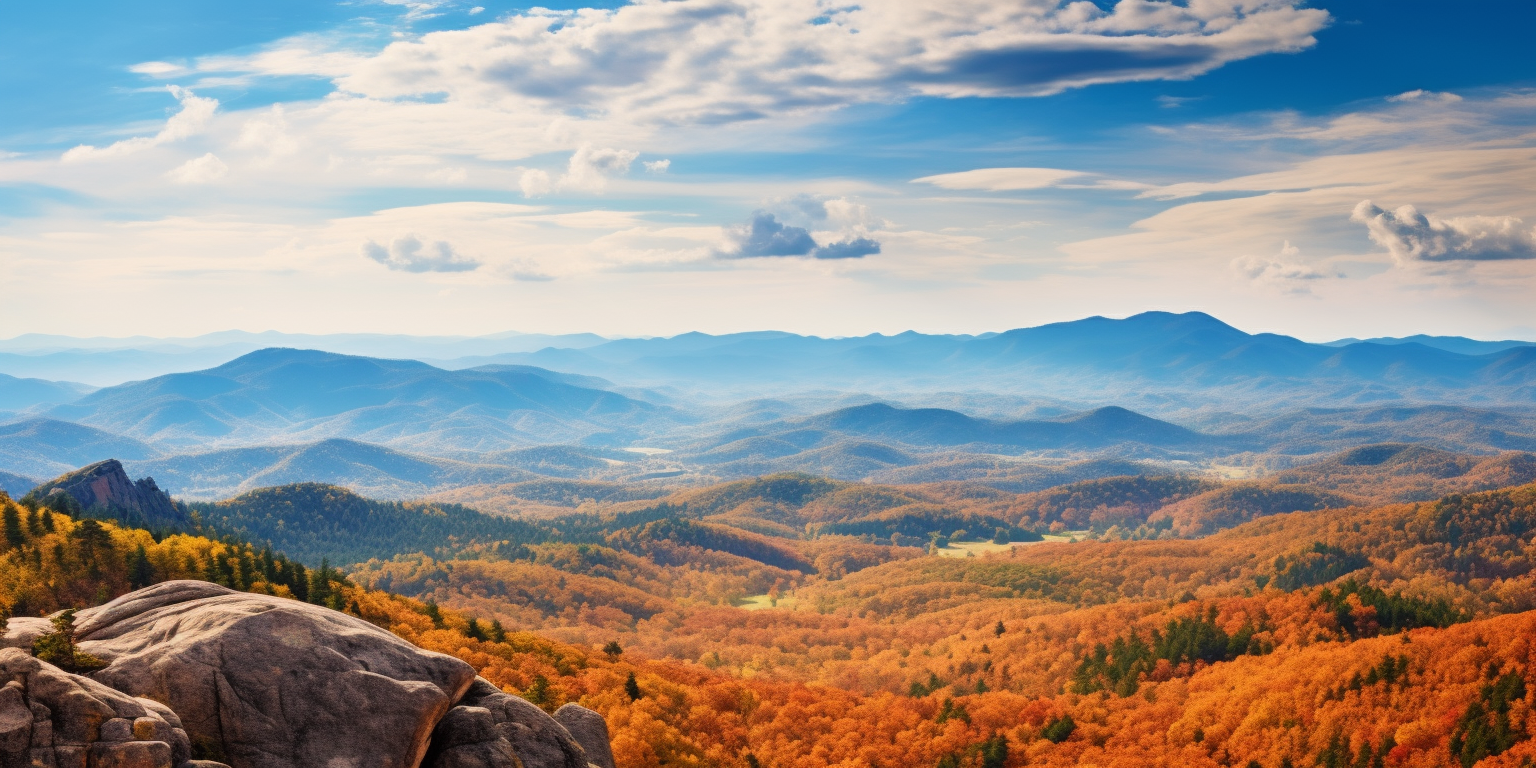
xmin=724 ymin=212 xmax=818 ymax=257
xmin=235 ymin=105 xmax=298 ymax=159
xmin=519 ymin=169 xmax=553 ymax=198
xmin=62 ymin=86 xmax=218 ymax=162
xmin=362 ymin=235 xmax=482 ymax=272
xmin=814 ymin=237 xmax=882 ymax=260
xmin=209 ymin=0 xmax=1327 ymax=131
xmin=558 ymin=144 xmax=638 ymax=192
xmin=643 ymin=159 xmax=670 ymax=173
xmin=1351 ymin=200 xmax=1536 ymax=263
xmin=166 ymin=153 xmax=229 ymax=184
xmin=722 ymin=208 xmax=882 ymax=260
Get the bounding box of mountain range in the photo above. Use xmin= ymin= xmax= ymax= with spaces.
xmin=0 ymin=329 xmax=609 ymax=386
xmin=445 ymin=312 xmax=1536 ymax=408
xmin=44 ymin=348 xmax=675 ymax=451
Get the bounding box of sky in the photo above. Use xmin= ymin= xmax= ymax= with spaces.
xmin=2 ymin=0 xmax=1535 ymax=341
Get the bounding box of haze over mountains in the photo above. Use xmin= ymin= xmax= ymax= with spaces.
xmin=2 ymin=311 xmax=1535 ymax=501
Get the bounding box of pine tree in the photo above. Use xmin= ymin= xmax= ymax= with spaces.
xmin=309 ymin=558 xmax=333 ymax=606
xmin=604 ymin=640 xmax=624 ymax=659
xmin=33 ymin=609 xmax=106 ymax=673
xmin=625 ymin=671 xmax=642 ymax=701
xmin=3 ymin=505 xmax=25 ymax=549
xmin=128 ymin=544 xmax=155 ymax=589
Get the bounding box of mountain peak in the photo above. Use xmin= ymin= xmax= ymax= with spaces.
xmin=27 ymin=458 xmax=187 ymax=529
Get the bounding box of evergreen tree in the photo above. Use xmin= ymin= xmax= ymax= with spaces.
xmin=3 ymin=505 xmax=25 ymax=548
xmin=625 ymin=671 xmax=642 ymax=701
xmin=309 ymin=558 xmax=333 ymax=606
xmin=128 ymin=544 xmax=155 ymax=589
xmin=33 ymin=609 xmax=106 ymax=673
xmin=603 ymin=640 xmax=624 ymax=659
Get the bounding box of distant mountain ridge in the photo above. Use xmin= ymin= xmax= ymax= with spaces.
xmin=0 ymin=372 xmax=95 ymax=410
xmin=0 ymin=418 xmax=159 ymax=478
xmin=1324 ymin=334 xmax=1534 ymax=356
xmin=46 ymin=348 xmax=675 ymax=453
xmin=461 ymin=312 xmax=1536 ymax=407
xmin=123 ymin=438 xmax=541 ymax=500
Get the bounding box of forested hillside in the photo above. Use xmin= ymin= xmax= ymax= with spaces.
xmin=9 ymin=468 xmax=1536 ymax=766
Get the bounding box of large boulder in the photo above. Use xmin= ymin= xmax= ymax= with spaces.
xmin=553 ymin=705 xmax=614 ymax=768
xmin=0 ymin=648 xmax=190 ymax=768
xmin=75 ymin=581 xmax=476 ymax=768
xmin=441 ymin=678 xmax=588 ymax=768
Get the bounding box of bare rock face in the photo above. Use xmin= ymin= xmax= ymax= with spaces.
xmin=2 ymin=582 xmax=617 ymax=768
xmin=26 ymin=460 xmax=185 ymax=529
xmin=434 ymin=678 xmax=589 ymax=768
xmin=553 ymin=705 xmax=614 ymax=768
xmin=0 ymin=648 xmax=190 ymax=768
xmin=75 ymin=581 xmax=477 ymax=768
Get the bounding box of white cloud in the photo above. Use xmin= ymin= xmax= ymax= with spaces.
xmin=643 ymin=159 xmax=670 ymax=174
xmin=558 ymin=144 xmax=638 ymax=192
xmin=62 ymin=86 xmax=218 ymax=162
xmin=129 ymin=61 xmax=188 ymax=77
xmin=1351 ymin=200 xmax=1536 ymax=263
xmin=166 ymin=153 xmax=229 ymax=184
xmin=1232 ymin=241 xmax=1337 ymax=293
xmin=362 ymin=235 xmax=482 ymax=273
xmin=204 ymin=0 xmax=1327 ymax=134
xmin=235 ymin=105 xmax=299 ymax=159
xmin=913 ymin=167 xmax=1089 ymax=191
xmin=1386 ymin=90 xmax=1461 ymax=104
xmin=519 ymin=169 xmax=553 ymax=198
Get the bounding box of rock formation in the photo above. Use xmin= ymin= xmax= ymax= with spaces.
xmin=26 ymin=460 xmax=186 ymax=530
xmin=0 ymin=648 xmax=191 ymax=768
xmin=0 ymin=582 xmax=614 ymax=768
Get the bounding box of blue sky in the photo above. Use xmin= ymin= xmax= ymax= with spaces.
xmin=2 ymin=0 xmax=1534 ymax=340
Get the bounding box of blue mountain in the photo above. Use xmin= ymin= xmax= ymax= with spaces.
xmin=47 ymin=349 xmax=673 ymax=452
xmin=464 ymin=311 xmax=1536 ymax=405
xmin=0 ymin=373 xmax=95 ymax=411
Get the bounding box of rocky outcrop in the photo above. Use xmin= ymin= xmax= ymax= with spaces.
xmin=428 ymin=678 xmax=589 ymax=768
xmin=26 ymin=460 xmax=185 ymax=529
xmin=77 ymin=581 xmax=475 ymax=768
xmin=554 ymin=705 xmax=615 ymax=768
xmin=0 ymin=648 xmax=193 ymax=768
xmin=0 ymin=582 xmax=613 ymax=768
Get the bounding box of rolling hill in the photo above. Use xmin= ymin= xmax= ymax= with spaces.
xmin=676 ymin=403 xmax=1231 ymax=474
xmin=0 ymin=417 xmax=160 ymax=478
xmin=46 ymin=348 xmax=677 ymax=452
xmin=0 ymin=372 xmax=94 ymax=411
xmin=0 ymin=468 xmax=38 ymax=497
xmin=122 ymin=438 xmax=543 ymax=500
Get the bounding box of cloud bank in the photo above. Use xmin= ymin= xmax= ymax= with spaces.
xmin=1351 ymin=200 xmax=1536 ymax=263
xmin=202 ymin=0 xmax=1327 ymax=136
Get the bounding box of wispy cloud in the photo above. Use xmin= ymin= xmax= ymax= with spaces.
xmin=186 ymin=0 xmax=1327 ymax=137
xmin=62 ymin=86 xmax=218 ymax=162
